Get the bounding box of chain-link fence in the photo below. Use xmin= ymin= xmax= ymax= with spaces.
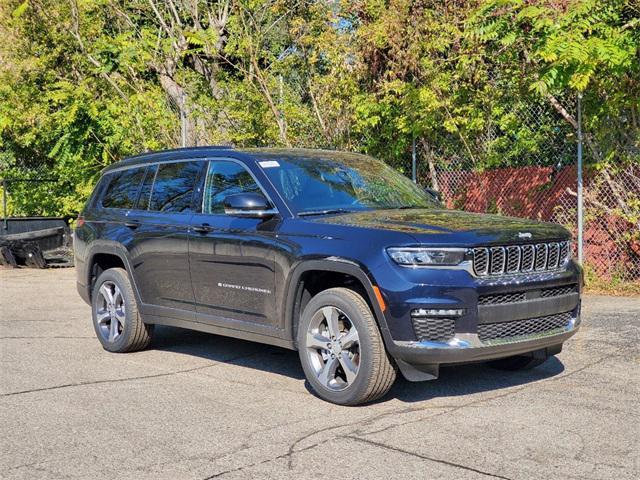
xmin=408 ymin=96 xmax=639 ymax=286
xmin=2 ymin=91 xmax=638 ymax=286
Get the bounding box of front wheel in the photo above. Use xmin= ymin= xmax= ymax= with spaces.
xmin=297 ymin=288 xmax=396 ymax=405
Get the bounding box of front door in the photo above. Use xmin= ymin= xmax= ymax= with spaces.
xmin=189 ymin=159 xmax=279 ymax=330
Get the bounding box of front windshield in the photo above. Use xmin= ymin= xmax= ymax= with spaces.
xmin=256 ymin=151 xmax=438 ymax=214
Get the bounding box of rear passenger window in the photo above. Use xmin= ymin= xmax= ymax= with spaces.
xmin=101 ymin=167 xmax=146 ymax=209
xmin=149 ymin=161 xmax=202 ymax=213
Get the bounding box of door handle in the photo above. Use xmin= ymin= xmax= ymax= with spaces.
xmin=192 ymin=223 xmax=214 ymax=234
xmin=124 ymin=221 xmax=140 ymax=229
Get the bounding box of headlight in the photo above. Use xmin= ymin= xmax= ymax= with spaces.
xmin=387 ymin=247 xmax=466 ymax=266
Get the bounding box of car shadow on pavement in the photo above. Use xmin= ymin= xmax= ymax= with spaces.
xmin=151 ymin=325 xmax=565 ymax=403
xmin=388 ymin=357 xmax=565 ymax=404
xmin=151 ymin=325 xmax=307 ymax=380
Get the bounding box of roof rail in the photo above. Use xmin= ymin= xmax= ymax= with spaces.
xmin=122 ymin=145 xmax=234 ymax=161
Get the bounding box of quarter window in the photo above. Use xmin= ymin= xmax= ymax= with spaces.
xmin=101 ymin=167 xmax=146 ymax=210
xmin=203 ymin=161 xmax=262 ymax=214
xmin=149 ymin=161 xmax=202 ymax=213
xmin=137 ymin=165 xmax=157 ymax=211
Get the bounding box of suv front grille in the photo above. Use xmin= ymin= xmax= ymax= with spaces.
xmin=478 ymin=284 xmax=578 ymax=305
xmin=473 ymin=241 xmax=570 ymax=277
xmin=478 ymin=311 xmax=572 ymax=343
xmin=412 ymin=317 xmax=455 ymax=342
xmin=478 ymin=291 xmax=526 ymax=305
xmin=541 ymin=284 xmax=578 ymax=298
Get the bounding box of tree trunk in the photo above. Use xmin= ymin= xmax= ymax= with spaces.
xmin=419 ymin=138 xmax=440 ymax=191
xmin=250 ymin=58 xmax=291 ymax=147
xmin=158 ymin=73 xmax=195 ymax=147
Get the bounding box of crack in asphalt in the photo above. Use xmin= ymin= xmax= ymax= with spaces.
xmin=354 ymin=352 xmax=624 ymax=438
xmin=0 ymin=352 xmax=259 ymax=398
xmin=201 ymin=439 xmax=332 ymax=479
xmin=233 ymin=352 xmax=625 ymax=479
xmin=347 ymin=435 xmax=514 ymax=479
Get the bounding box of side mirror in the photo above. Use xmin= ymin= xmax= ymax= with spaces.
xmin=223 ymin=192 xmax=277 ymax=218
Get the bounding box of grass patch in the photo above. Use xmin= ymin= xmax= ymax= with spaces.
xmin=583 ymin=264 xmax=640 ymax=296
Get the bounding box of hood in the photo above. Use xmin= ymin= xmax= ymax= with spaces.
xmin=310 ymin=208 xmax=570 ymax=246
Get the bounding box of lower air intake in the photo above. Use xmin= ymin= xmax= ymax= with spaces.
xmin=412 ymin=317 xmax=455 ymax=342
xmin=478 ymin=311 xmax=573 ymax=343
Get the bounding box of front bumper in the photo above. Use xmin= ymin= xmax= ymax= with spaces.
xmin=377 ymin=260 xmax=583 ymax=380
xmin=389 ymin=307 xmax=579 ymax=377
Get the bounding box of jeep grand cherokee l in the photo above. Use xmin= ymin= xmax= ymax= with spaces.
xmin=74 ymin=147 xmax=582 ymax=405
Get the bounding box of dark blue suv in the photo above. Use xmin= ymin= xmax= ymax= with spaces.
xmin=74 ymin=147 xmax=582 ymax=405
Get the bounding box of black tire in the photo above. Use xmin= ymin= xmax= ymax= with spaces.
xmin=488 ymin=352 xmax=550 ymax=371
xmin=91 ymin=267 xmax=153 ymax=353
xmin=297 ymin=287 xmax=397 ymax=405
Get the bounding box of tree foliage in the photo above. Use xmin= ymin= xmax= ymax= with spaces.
xmin=0 ymin=0 xmax=637 ymax=216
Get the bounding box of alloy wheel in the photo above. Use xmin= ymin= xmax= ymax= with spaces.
xmin=305 ymin=306 xmax=360 ymax=391
xmin=95 ymin=281 xmax=125 ymax=343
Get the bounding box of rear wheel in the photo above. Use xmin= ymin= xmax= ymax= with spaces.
xmin=91 ymin=267 xmax=153 ymax=353
xmin=297 ymin=288 xmax=396 ymax=405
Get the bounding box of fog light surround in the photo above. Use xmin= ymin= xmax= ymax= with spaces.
xmin=411 ymin=308 xmax=466 ymax=317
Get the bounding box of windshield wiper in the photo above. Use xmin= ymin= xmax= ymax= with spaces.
xmin=298 ymin=208 xmax=353 ymax=217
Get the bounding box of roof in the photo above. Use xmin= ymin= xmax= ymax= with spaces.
xmin=102 ymin=146 xmax=372 ymax=173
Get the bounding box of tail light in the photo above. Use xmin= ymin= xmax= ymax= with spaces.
xmin=76 ymin=215 xmax=85 ymax=228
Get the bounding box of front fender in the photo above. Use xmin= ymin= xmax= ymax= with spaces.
xmin=282 ymin=257 xmax=394 ymax=351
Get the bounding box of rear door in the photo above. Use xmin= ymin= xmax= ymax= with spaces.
xmin=127 ymin=160 xmax=204 ymax=317
xmin=189 ymin=159 xmax=280 ymax=330
xmin=95 ymin=165 xmax=147 ymax=268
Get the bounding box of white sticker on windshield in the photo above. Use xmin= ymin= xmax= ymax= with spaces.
xmin=259 ymin=160 xmax=280 ymax=168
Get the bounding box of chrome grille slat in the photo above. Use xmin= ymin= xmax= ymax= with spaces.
xmin=559 ymin=241 xmax=570 ymax=265
xmin=506 ymin=246 xmax=520 ymax=273
xmin=490 ymin=247 xmax=506 ymax=275
xmin=548 ymin=242 xmax=560 ymax=269
xmin=473 ymin=241 xmax=570 ymax=277
xmin=520 ymin=244 xmax=535 ymax=271
xmin=535 ymin=243 xmax=548 ymax=271
xmin=473 ymin=248 xmax=489 ymax=276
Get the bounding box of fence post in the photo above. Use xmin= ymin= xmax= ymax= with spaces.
xmin=577 ymin=94 xmax=584 ymax=264
xmin=2 ymin=178 xmax=7 ymax=231
xmin=412 ymin=137 xmax=417 ymax=183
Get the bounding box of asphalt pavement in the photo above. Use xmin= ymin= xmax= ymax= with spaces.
xmin=1 ymin=268 xmax=638 ymax=479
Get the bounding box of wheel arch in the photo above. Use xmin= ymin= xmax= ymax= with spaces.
xmin=284 ymin=258 xmax=393 ymax=350
xmin=85 ymin=241 xmax=141 ymax=303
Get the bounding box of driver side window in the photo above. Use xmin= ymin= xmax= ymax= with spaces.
xmin=203 ymin=161 xmax=262 ymax=214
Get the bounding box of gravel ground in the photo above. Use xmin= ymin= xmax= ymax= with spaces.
xmin=1 ymin=267 xmax=638 ymax=480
